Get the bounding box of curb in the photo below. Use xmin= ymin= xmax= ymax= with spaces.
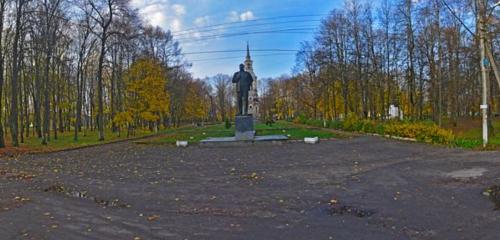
xmin=366 ymin=133 xmax=417 ymax=142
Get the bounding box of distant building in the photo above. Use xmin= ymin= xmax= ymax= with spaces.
xmin=244 ymin=43 xmax=259 ymax=119
xmin=389 ymin=104 xmax=403 ymax=120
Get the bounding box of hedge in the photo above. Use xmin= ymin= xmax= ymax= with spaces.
xmin=294 ymin=115 xmax=455 ymax=145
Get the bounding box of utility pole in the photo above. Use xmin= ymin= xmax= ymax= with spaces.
xmin=442 ymin=0 xmax=498 ymax=147
xmin=477 ymin=0 xmax=489 ymax=147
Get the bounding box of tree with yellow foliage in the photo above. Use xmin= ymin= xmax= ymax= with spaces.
xmin=113 ymin=111 xmax=133 ymax=137
xmin=119 ymin=57 xmax=169 ymax=133
xmin=183 ymin=79 xmax=210 ymax=123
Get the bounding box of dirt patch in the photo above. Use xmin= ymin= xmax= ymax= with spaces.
xmin=0 ymin=146 xmax=32 ymax=157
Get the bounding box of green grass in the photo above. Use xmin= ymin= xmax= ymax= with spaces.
xmin=142 ymin=121 xmax=339 ymax=144
xmin=453 ymin=120 xmax=500 ymax=149
xmin=18 ymin=129 xmax=162 ymax=152
xmin=9 ymin=120 xmax=343 ymax=150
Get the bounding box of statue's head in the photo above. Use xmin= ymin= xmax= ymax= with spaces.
xmin=239 ymin=64 xmax=245 ymax=71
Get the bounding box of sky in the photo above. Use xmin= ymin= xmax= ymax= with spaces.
xmin=130 ymin=0 xmax=342 ymax=79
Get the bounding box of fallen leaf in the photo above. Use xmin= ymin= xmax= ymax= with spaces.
xmin=147 ymin=214 xmax=160 ymax=221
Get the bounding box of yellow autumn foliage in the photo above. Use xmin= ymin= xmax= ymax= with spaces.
xmin=125 ymin=57 xmax=169 ymax=124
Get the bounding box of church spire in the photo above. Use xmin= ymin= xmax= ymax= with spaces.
xmin=246 ymin=41 xmax=251 ymax=60
xmin=244 ymin=41 xmax=253 ymax=71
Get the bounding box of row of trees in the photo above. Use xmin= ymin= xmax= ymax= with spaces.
xmin=260 ymin=0 xmax=499 ymax=127
xmin=0 ymin=0 xmax=212 ymax=147
xmin=2 ymin=0 xmax=498 ymax=148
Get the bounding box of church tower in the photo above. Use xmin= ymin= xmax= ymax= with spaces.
xmin=244 ymin=42 xmax=259 ymax=119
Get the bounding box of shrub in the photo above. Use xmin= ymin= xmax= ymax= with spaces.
xmin=293 ymin=115 xmax=308 ymax=124
xmin=384 ymin=122 xmax=455 ymax=144
xmin=361 ymin=120 xmax=376 ymax=133
xmin=375 ymin=123 xmax=385 ymax=135
xmin=329 ymin=120 xmax=343 ymax=130
xmin=294 ymin=116 xmax=454 ymax=145
xmin=342 ymin=114 xmax=360 ymax=131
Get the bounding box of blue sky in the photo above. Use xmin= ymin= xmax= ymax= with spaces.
xmin=131 ymin=0 xmax=344 ymax=79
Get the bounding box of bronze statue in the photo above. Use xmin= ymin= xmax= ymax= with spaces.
xmin=232 ymin=63 xmax=253 ymax=116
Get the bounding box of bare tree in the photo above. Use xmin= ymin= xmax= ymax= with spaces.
xmin=0 ymin=0 xmax=7 ymax=147
xmin=87 ymin=0 xmax=117 ymax=141
xmin=39 ymin=0 xmax=63 ymax=145
xmin=213 ymin=74 xmax=232 ymax=121
xmin=10 ymin=0 xmax=29 ymax=147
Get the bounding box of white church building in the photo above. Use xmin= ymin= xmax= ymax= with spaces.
xmin=244 ymin=43 xmax=260 ymax=119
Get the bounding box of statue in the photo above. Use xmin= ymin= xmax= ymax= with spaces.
xmin=232 ymin=63 xmax=254 ymax=116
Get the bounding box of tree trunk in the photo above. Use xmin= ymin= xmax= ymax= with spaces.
xmin=0 ymin=0 xmax=7 ymax=148
xmin=10 ymin=0 xmax=24 ymax=147
xmin=97 ymin=36 xmax=106 ymax=141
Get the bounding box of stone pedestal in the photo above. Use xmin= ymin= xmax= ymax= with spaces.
xmin=235 ymin=115 xmax=255 ymax=141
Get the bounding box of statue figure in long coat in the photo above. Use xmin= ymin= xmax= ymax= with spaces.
xmin=232 ymin=64 xmax=254 ymax=116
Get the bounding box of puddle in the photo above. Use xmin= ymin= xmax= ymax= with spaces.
xmin=437 ymin=177 xmax=486 ymax=187
xmin=446 ymin=168 xmax=487 ymax=179
xmin=44 ymin=184 xmax=129 ymax=208
xmin=483 ymin=185 xmax=500 ymax=210
xmin=326 ymin=203 xmax=375 ymax=218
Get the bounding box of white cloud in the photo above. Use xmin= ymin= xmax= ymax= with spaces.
xmin=228 ymin=11 xmax=239 ymax=22
xmin=171 ymin=18 xmax=182 ymax=32
xmin=130 ymin=0 xmax=185 ymax=32
xmin=172 ymin=4 xmax=186 ymax=16
xmin=227 ymin=10 xmax=256 ymax=22
xmin=129 ymin=0 xmax=145 ymax=8
xmin=194 ymin=16 xmax=211 ymax=27
xmin=239 ymin=11 xmax=255 ymax=21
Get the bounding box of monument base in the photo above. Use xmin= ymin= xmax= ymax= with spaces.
xmin=200 ymin=135 xmax=288 ymax=146
xmin=200 ymin=115 xmax=288 ymax=145
xmin=235 ymin=115 xmax=255 ymax=141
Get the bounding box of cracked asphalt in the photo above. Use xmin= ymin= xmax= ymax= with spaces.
xmin=0 ymin=136 xmax=499 ymax=240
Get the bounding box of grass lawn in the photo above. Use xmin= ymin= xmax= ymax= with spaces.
xmin=458 ymin=120 xmax=500 ymax=148
xmin=0 ymin=128 xmax=164 ymax=154
xmin=2 ymin=118 xmax=497 ymax=154
xmin=25 ymin=130 xmax=157 ymax=151
xmin=444 ymin=118 xmax=500 ymax=149
xmin=140 ymin=121 xmax=341 ymax=144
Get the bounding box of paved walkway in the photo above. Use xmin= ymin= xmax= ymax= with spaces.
xmin=0 ymin=136 xmax=498 ymax=239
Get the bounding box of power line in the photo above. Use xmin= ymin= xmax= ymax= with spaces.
xmin=173 ymin=19 xmax=322 ymax=37
xmin=180 ymin=31 xmax=315 ymax=43
xmin=440 ymin=0 xmax=475 ymax=36
xmin=177 ymin=27 xmax=317 ymax=40
xmin=189 ymin=53 xmax=296 ymax=62
xmin=172 ymin=14 xmax=327 ymax=34
xmin=177 ymin=28 xmax=317 ymax=43
xmin=183 ymin=49 xmax=300 ymax=55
